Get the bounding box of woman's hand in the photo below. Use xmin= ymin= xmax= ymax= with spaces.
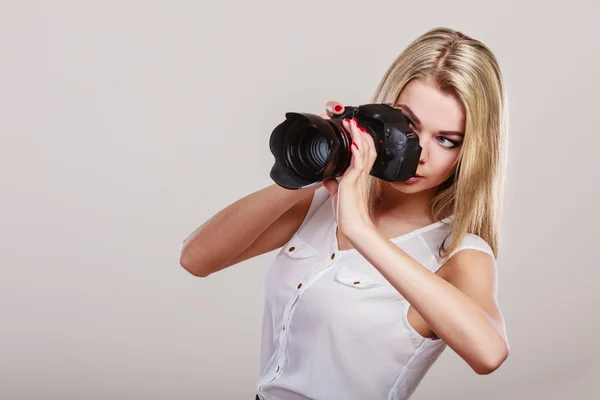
xmin=320 ymin=101 xmax=378 ymax=237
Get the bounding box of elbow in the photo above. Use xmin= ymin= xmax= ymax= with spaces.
xmin=181 ymin=262 xmax=210 ymax=278
xmin=473 ymin=341 xmax=509 ymax=375
xmin=179 ymin=256 xmax=210 ymax=278
xmin=179 ymin=243 xmax=210 ymax=278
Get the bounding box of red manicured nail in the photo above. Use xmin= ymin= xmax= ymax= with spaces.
xmin=334 ymin=105 xmax=343 ymax=112
xmin=352 ymin=142 xmax=359 ymax=150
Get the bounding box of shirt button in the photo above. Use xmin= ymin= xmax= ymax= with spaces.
xmin=276 ymin=366 xmax=280 ymax=373
xmin=288 ymin=246 xmax=296 ymax=252
xmin=297 ymin=283 xmax=302 ymax=289
xmin=331 ymin=253 xmax=335 ymax=260
xmin=282 ymin=324 xmax=286 ymax=330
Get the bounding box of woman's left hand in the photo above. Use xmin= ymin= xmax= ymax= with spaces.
xmin=322 ymin=104 xmax=378 ymax=237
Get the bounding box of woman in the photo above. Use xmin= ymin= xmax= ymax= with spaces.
xmin=180 ymin=27 xmax=509 ymax=400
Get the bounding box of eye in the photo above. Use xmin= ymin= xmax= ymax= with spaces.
xmin=437 ymin=136 xmax=461 ymax=148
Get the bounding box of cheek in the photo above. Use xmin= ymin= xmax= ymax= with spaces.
xmin=429 ymin=148 xmax=460 ymax=179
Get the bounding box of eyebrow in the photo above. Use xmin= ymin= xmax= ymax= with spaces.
xmin=396 ymin=103 xmax=465 ymax=137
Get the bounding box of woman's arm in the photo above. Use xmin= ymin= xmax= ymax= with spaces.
xmin=345 ymin=223 xmax=509 ymax=375
xmin=179 ymin=183 xmax=322 ymax=277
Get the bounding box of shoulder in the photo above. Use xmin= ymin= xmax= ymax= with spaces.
xmin=437 ymin=232 xmax=497 ymax=286
xmin=450 ymin=232 xmax=495 ymax=260
xmin=419 ymin=221 xmax=496 ymax=279
xmin=420 ymin=222 xmax=495 ymax=266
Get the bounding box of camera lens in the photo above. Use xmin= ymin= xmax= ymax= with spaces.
xmin=286 ymin=125 xmax=331 ymax=179
xmin=298 ymin=129 xmax=330 ymax=170
xmin=269 ymin=111 xmax=350 ymax=189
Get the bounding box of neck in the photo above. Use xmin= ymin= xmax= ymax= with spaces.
xmin=375 ymin=182 xmax=437 ymax=224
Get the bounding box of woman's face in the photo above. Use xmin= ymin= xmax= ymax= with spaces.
xmin=390 ymin=79 xmax=466 ymax=194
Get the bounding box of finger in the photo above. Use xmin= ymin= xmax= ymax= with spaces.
xmin=351 ymin=119 xmax=376 ymax=183
xmin=366 ymin=131 xmax=378 ymax=165
xmin=355 ymin=119 xmax=376 ymax=165
xmin=319 ymin=113 xmax=331 ymax=120
xmin=343 ymin=119 xmax=365 ymax=181
xmin=345 ymin=138 xmax=365 ymax=182
xmin=345 ymin=117 xmax=364 ymax=153
xmin=362 ymin=136 xmax=376 ymax=178
xmin=325 ymin=101 xmax=344 ymax=117
xmin=354 ymin=118 xmax=371 ymax=166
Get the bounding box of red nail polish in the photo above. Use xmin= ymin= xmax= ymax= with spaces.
xmin=352 ymin=142 xmax=359 ymax=150
xmin=334 ymin=105 xmax=343 ymax=112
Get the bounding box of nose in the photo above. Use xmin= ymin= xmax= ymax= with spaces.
xmin=418 ymin=135 xmax=430 ymax=164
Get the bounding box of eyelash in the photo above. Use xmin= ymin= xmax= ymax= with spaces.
xmin=407 ymin=121 xmax=461 ymax=149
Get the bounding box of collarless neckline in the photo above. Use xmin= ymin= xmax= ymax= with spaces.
xmin=332 ymin=217 xmax=451 ymax=254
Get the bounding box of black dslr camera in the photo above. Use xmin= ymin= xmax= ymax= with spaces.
xmin=269 ymin=103 xmax=421 ymax=190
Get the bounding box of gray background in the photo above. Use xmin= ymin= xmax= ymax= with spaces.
xmin=1 ymin=0 xmax=599 ymax=399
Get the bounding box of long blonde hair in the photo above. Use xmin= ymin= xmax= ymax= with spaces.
xmin=366 ymin=27 xmax=508 ymax=259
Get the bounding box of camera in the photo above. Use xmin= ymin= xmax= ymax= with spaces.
xmin=269 ymin=103 xmax=422 ymax=190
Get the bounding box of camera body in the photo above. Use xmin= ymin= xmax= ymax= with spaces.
xmin=269 ymin=103 xmax=422 ymax=190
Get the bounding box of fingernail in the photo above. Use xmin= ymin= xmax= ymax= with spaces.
xmin=335 ymin=105 xmax=343 ymax=112
xmin=352 ymin=117 xmax=358 ymax=126
xmin=352 ymin=142 xmax=359 ymax=150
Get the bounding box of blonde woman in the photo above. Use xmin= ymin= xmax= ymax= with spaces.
xmin=180 ymin=27 xmax=510 ymax=400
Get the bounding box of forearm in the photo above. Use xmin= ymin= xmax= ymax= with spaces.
xmin=180 ymin=183 xmax=320 ymax=276
xmin=346 ymin=224 xmax=507 ymax=374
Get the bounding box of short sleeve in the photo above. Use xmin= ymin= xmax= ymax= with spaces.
xmin=446 ymin=233 xmax=495 ymax=261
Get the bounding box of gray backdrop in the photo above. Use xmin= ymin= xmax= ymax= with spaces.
xmin=1 ymin=0 xmax=599 ymax=399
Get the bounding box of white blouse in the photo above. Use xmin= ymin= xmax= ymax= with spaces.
xmin=256 ymin=187 xmax=495 ymax=400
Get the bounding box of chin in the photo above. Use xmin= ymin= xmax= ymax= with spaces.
xmin=390 ymin=180 xmax=425 ymax=193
